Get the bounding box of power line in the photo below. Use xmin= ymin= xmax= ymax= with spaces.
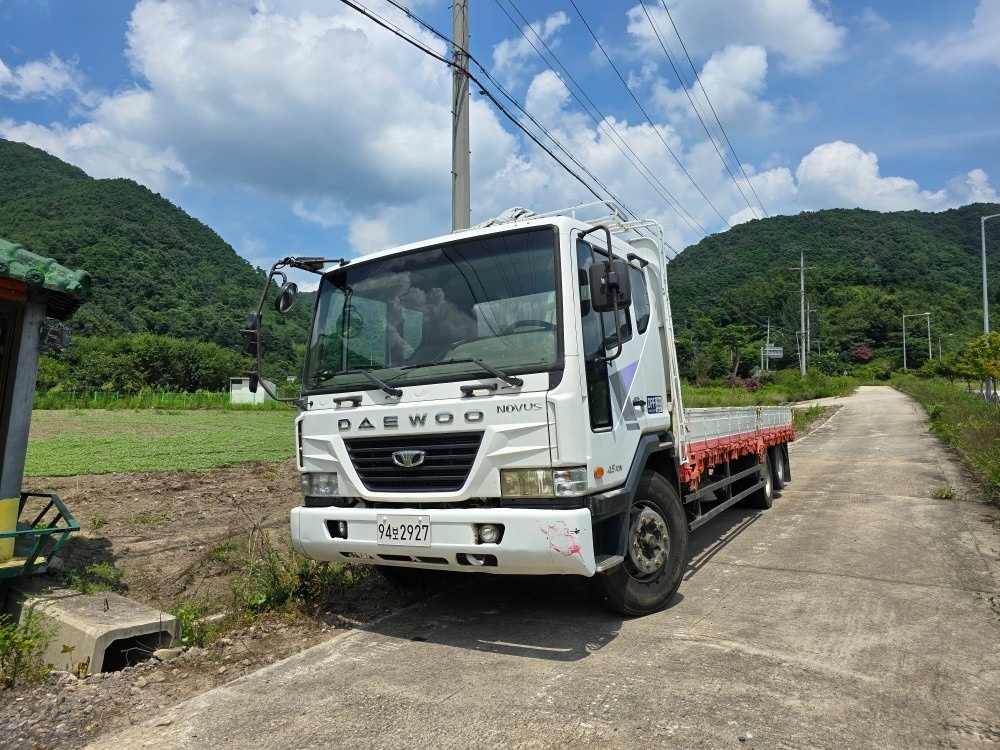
xmin=568 ymin=0 xmax=731 ymax=229
xmin=639 ymin=1 xmax=760 ymax=219
xmin=656 ymin=0 xmax=769 ymax=218
xmin=498 ymin=0 xmax=708 ymax=239
xmin=338 ymin=0 xmax=613 ymax=208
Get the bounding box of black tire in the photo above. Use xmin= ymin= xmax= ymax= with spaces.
xmin=376 ymin=565 xmax=445 ymax=588
xmin=769 ymin=446 xmax=786 ymax=490
xmin=781 ymin=443 xmax=791 ymax=484
xmin=587 ymin=472 xmax=689 ymax=616
xmin=746 ymin=455 xmax=774 ymax=509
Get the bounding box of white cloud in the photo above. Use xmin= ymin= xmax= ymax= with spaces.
xmin=0 ymin=52 xmax=88 ymax=101
xmin=904 ymin=0 xmax=1000 ymax=69
xmin=0 ymin=118 xmax=189 ymax=190
xmin=944 ymin=168 xmax=999 ymax=204
xmin=492 ymin=11 xmax=570 ymax=84
xmin=651 ymin=44 xmax=777 ymax=134
xmin=857 ymin=8 xmax=891 ymax=34
xmin=794 ymin=141 xmax=953 ymax=211
xmin=292 ymin=199 xmax=347 ymax=230
xmin=626 ymin=0 xmax=846 ymax=74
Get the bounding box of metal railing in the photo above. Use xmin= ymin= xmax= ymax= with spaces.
xmin=0 ymin=492 xmax=79 ymax=580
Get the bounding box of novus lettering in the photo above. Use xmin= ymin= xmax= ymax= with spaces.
xmin=496 ymin=403 xmax=543 ymax=414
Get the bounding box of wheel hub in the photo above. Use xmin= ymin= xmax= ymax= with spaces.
xmin=627 ymin=504 xmax=669 ymax=578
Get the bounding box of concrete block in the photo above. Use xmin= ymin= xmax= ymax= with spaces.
xmin=3 ymin=580 xmax=179 ymax=674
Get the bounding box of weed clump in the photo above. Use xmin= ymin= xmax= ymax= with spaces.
xmin=0 ymin=611 xmax=54 ymax=691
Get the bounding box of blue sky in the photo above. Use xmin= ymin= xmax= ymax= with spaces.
xmin=1 ymin=0 xmax=998 ymax=283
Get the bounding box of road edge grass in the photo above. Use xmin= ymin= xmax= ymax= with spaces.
xmin=894 ymin=374 xmax=1000 ymax=507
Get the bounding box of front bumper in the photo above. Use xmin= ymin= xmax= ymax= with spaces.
xmin=290 ymin=506 xmax=596 ymax=576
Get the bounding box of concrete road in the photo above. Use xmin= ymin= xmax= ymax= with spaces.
xmin=89 ymin=386 xmax=1000 ymax=749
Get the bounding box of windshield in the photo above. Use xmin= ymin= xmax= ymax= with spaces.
xmin=304 ymin=227 xmax=560 ymax=393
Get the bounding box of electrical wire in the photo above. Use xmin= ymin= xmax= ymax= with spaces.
xmin=656 ymin=0 xmax=769 ymax=218
xmin=380 ymin=0 xmax=670 ymax=245
xmin=338 ymin=0 xmax=613 ymax=208
xmin=498 ymin=0 xmax=708 ymax=239
xmin=639 ymin=2 xmax=760 ymax=219
xmin=568 ymin=0 xmax=730 ymax=229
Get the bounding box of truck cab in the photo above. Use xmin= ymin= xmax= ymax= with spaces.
xmin=245 ymin=206 xmax=791 ymax=615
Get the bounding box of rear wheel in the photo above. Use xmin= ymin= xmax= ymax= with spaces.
xmin=587 ymin=472 xmax=689 ymax=616
xmin=769 ymin=446 xmax=786 ymax=490
xmin=781 ymin=443 xmax=791 ymax=484
xmin=746 ymin=456 xmax=774 ymax=509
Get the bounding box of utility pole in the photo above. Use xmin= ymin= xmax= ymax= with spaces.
xmin=451 ymin=0 xmax=470 ymax=232
xmin=805 ymin=299 xmax=812 ymax=358
xmin=790 ymin=250 xmax=814 ymax=377
xmin=765 ymin=319 xmax=771 ymax=372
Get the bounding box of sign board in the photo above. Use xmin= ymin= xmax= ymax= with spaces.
xmin=763 ymin=346 xmax=783 ymax=358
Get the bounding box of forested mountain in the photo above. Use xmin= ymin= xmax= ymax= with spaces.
xmin=2 ymin=137 xmax=998 ymax=386
xmin=0 ymin=139 xmax=309 ymax=379
xmin=667 ymin=203 xmax=1000 ymax=376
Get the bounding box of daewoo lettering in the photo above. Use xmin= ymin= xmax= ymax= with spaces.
xmin=338 ymin=411 xmax=486 ymax=431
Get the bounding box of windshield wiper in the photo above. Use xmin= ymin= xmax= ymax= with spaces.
xmin=347 ymin=368 xmax=403 ymax=398
xmin=401 ymin=358 xmax=523 ymax=388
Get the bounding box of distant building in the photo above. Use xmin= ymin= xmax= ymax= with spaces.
xmin=229 ymin=377 xmax=275 ymax=405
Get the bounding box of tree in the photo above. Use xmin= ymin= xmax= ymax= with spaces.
xmin=962 ymin=332 xmax=1000 ymax=382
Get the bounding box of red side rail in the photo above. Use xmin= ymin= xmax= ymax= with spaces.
xmin=679 ymin=424 xmax=795 ymax=484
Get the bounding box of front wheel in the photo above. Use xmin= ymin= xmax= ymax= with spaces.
xmin=587 ymin=472 xmax=689 ymax=616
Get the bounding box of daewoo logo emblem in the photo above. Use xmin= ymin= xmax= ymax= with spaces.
xmin=392 ymin=449 xmax=426 ymax=468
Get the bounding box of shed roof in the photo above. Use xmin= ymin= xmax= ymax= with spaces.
xmin=0 ymin=238 xmax=91 ymax=319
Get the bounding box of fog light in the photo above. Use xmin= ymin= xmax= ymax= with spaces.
xmin=477 ymin=523 xmax=502 ymax=544
xmin=326 ymin=520 xmax=349 ymax=539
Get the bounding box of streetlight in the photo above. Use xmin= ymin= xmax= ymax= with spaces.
xmin=982 ymin=213 xmax=1000 ymax=399
xmin=902 ymin=312 xmax=931 ymax=370
xmin=981 ymin=213 xmax=1000 ymax=335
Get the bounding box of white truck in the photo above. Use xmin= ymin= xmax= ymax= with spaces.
xmin=243 ymin=204 xmax=793 ymax=615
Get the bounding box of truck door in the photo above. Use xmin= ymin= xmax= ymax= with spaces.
xmin=577 ymin=240 xmax=652 ymax=480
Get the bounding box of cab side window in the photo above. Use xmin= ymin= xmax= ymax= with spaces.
xmin=578 ymin=240 xmax=635 ymax=429
xmin=629 ymin=266 xmax=650 ymax=335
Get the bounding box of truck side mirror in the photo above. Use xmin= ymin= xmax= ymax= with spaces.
xmin=588 ymin=258 xmax=632 ymax=313
xmin=247 ymin=362 xmax=260 ymax=394
xmin=242 ymin=312 xmax=260 ymax=356
xmin=275 ymin=281 xmax=298 ymax=313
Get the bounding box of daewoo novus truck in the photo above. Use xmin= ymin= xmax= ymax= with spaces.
xmin=242 ymin=204 xmax=793 ymax=615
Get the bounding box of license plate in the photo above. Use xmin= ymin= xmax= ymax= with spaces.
xmin=376 ymin=515 xmax=431 ymax=546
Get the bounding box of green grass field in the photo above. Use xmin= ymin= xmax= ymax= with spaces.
xmin=25 ymin=409 xmax=298 ymax=476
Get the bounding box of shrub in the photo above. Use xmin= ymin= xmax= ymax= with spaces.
xmin=230 ymin=526 xmax=371 ymax=615
xmin=171 ymin=599 xmax=216 ymax=648
xmin=0 ymin=611 xmax=54 ymax=691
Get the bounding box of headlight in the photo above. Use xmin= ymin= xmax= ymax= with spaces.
xmin=553 ymin=467 xmax=589 ymax=496
xmin=300 ymin=472 xmax=339 ymax=497
xmin=500 ymin=467 xmax=588 ymax=498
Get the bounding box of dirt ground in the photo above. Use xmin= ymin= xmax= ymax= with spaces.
xmin=2 ymin=462 xmax=437 ymax=749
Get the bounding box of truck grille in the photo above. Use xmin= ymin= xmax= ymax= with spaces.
xmin=344 ymin=432 xmax=483 ymax=493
